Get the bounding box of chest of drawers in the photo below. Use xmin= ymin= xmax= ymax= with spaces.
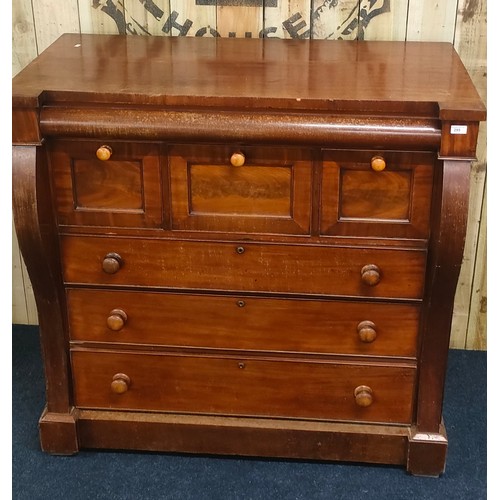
xmin=12 ymin=34 xmax=485 ymax=476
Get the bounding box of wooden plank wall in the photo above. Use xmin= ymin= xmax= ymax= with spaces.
xmin=11 ymin=0 xmax=487 ymax=350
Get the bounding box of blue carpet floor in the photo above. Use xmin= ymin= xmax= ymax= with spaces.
xmin=12 ymin=325 xmax=486 ymax=499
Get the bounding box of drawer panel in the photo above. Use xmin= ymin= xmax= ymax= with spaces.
xmin=321 ymin=151 xmax=434 ymax=240
xmin=68 ymin=289 xmax=420 ymax=357
xmin=71 ymin=350 xmax=416 ymax=424
xmin=49 ymin=140 xmax=163 ymax=228
xmin=169 ymin=145 xmax=312 ymax=235
xmin=61 ymin=236 xmax=427 ymax=299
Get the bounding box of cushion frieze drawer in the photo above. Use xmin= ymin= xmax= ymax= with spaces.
xmin=61 ymin=236 xmax=427 ymax=299
xmin=67 ymin=289 xmax=420 ymax=357
xmin=49 ymin=140 xmax=163 ymax=228
xmin=71 ymin=350 xmax=416 ymax=424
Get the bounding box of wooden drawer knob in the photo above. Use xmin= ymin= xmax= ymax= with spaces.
xmin=354 ymin=385 xmax=373 ymax=407
xmin=230 ymin=152 xmax=245 ymax=167
xmin=107 ymin=309 xmax=128 ymax=331
xmin=371 ymin=155 xmax=386 ymax=172
xmin=361 ymin=264 xmax=381 ymax=286
xmin=357 ymin=320 xmax=377 ymax=343
xmin=96 ymin=145 xmax=113 ymax=161
xmin=102 ymin=252 xmax=123 ymax=274
xmin=111 ymin=373 xmax=130 ymax=394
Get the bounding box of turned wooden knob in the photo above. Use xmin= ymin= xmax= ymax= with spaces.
xmin=102 ymin=252 xmax=123 ymax=274
xmin=357 ymin=320 xmax=377 ymax=343
xmin=111 ymin=373 xmax=130 ymax=394
xmin=230 ymin=152 xmax=245 ymax=167
xmin=371 ymin=155 xmax=386 ymax=172
xmin=96 ymin=145 xmax=113 ymax=161
xmin=107 ymin=309 xmax=128 ymax=331
xmin=361 ymin=264 xmax=381 ymax=286
xmin=354 ymin=385 xmax=373 ymax=407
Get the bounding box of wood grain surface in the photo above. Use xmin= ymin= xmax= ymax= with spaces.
xmin=67 ymin=288 xmax=421 ymax=357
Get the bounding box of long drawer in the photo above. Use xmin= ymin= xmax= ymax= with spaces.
xmin=67 ymin=288 xmax=420 ymax=357
xmin=61 ymin=236 xmax=427 ymax=299
xmin=71 ymin=350 xmax=416 ymax=424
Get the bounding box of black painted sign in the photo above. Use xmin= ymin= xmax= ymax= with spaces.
xmin=93 ymin=0 xmax=390 ymax=40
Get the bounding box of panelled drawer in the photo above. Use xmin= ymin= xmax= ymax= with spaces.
xmin=61 ymin=236 xmax=427 ymax=299
xmin=71 ymin=350 xmax=416 ymax=424
xmin=49 ymin=140 xmax=163 ymax=228
xmin=321 ymin=150 xmax=434 ymax=239
xmin=169 ymin=144 xmax=312 ymax=235
xmin=67 ymin=289 xmax=420 ymax=357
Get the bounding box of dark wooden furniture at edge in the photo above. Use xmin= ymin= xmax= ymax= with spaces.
xmin=12 ymin=34 xmax=485 ymax=476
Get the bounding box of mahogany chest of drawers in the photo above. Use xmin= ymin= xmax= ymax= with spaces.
xmin=12 ymin=34 xmax=485 ymax=476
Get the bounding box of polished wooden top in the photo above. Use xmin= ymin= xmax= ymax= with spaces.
xmin=13 ymin=34 xmax=485 ymax=120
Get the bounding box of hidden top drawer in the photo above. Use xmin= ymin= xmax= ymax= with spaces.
xmin=49 ymin=140 xmax=163 ymax=228
xmin=321 ymin=150 xmax=434 ymax=240
xmin=61 ymin=235 xmax=427 ymax=300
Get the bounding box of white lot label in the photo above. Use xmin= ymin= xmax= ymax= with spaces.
xmin=450 ymin=125 xmax=468 ymax=135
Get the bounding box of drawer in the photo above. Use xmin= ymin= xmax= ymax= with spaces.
xmin=49 ymin=140 xmax=163 ymax=228
xmin=67 ymin=289 xmax=420 ymax=357
xmin=71 ymin=350 xmax=416 ymax=424
xmin=61 ymin=236 xmax=427 ymax=299
xmin=169 ymin=144 xmax=312 ymax=235
xmin=321 ymin=150 xmax=434 ymax=240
